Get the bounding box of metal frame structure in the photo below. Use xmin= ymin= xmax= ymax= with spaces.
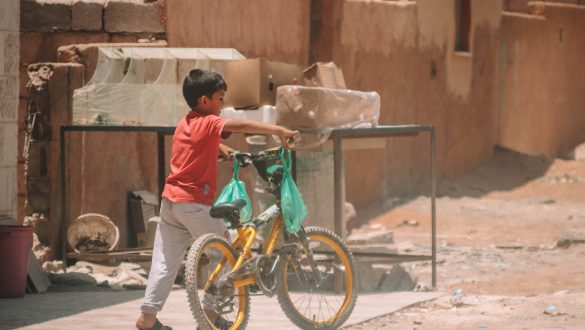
xmin=330 ymin=125 xmax=437 ymax=287
xmin=59 ymin=124 xmax=436 ymax=287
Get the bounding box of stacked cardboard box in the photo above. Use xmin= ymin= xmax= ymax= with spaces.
xmin=223 ymin=59 xmax=304 ymax=109
xmin=223 ymin=59 xmax=380 ymax=129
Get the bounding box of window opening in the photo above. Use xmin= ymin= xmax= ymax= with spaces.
xmin=455 ymin=0 xmax=471 ymax=52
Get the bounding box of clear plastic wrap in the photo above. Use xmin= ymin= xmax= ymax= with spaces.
xmin=275 ymin=86 xmax=380 ymax=149
xmin=72 ymin=47 xmax=245 ymax=126
xmin=275 ymin=86 xmax=380 ymax=129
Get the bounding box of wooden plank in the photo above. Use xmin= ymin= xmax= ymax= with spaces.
xmin=27 ymin=250 xmax=51 ymax=293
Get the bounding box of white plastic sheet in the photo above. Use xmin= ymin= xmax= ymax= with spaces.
xmin=72 ymin=47 xmax=245 ymax=126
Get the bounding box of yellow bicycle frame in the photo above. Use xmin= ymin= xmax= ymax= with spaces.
xmin=204 ymin=213 xmax=285 ymax=290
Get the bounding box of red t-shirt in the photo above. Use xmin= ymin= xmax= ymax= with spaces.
xmin=162 ymin=111 xmax=230 ymax=205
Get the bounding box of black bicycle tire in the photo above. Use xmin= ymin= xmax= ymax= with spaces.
xmin=276 ymin=226 xmax=358 ymax=329
xmin=185 ymin=233 xmax=250 ymax=330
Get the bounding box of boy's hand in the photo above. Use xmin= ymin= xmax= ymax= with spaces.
xmin=278 ymin=129 xmax=301 ymax=149
xmin=218 ymin=144 xmax=234 ymax=161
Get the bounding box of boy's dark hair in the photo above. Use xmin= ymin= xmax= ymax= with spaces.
xmin=182 ymin=69 xmax=227 ymax=108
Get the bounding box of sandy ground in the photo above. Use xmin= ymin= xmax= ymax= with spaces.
xmin=346 ymin=148 xmax=585 ymax=329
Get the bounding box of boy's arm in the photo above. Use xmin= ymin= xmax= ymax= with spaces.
xmin=218 ymin=143 xmax=234 ymax=160
xmin=223 ymin=119 xmax=300 ymax=148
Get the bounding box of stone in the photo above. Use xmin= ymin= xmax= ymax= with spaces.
xmin=48 ymin=272 xmax=98 ymax=286
xmin=355 ymin=262 xmax=378 ymax=292
xmin=21 ymin=0 xmax=72 ymax=32
xmin=104 ymin=1 xmax=165 ymax=33
xmin=347 ymin=231 xmax=394 ymax=245
xmin=556 ymin=229 xmax=585 ymax=248
xmin=71 ymin=0 xmax=104 ymax=31
xmin=348 ymin=245 xmax=398 ymax=257
xmin=376 ymin=264 xmax=417 ymax=292
xmin=568 ymin=142 xmax=585 ymax=161
xmin=56 ymin=40 xmax=167 ymax=78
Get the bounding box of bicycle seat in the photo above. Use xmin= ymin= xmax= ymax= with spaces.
xmin=210 ymin=199 xmax=247 ymax=219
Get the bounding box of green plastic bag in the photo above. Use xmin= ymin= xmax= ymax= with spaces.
xmin=280 ymin=148 xmax=308 ymax=233
xmin=214 ymin=153 xmax=253 ymax=222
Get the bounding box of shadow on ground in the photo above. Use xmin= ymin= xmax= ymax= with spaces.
xmin=0 ymin=285 xmax=144 ymax=329
xmin=354 ymin=147 xmax=553 ymax=227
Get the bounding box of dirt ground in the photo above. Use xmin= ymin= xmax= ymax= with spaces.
xmin=346 ymin=147 xmax=585 ymax=329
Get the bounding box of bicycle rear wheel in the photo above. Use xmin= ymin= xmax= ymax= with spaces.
xmin=277 ymin=226 xmax=357 ymax=329
xmin=185 ymin=233 xmax=250 ymax=330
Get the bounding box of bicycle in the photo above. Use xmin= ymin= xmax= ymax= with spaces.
xmin=184 ymin=146 xmax=358 ymax=330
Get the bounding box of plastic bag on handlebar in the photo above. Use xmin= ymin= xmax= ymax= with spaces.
xmin=214 ymin=153 xmax=253 ymax=222
xmin=280 ymin=148 xmax=308 ymax=233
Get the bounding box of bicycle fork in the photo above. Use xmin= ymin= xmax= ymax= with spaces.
xmin=289 ymin=228 xmax=324 ymax=289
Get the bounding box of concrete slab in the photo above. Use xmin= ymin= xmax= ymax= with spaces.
xmin=0 ymin=288 xmax=443 ymax=329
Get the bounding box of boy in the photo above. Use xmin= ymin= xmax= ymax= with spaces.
xmin=135 ymin=69 xmax=299 ymax=330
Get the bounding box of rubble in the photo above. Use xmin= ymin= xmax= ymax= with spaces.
xmin=555 ymin=229 xmax=585 ymax=248
xmin=346 ymin=231 xmax=394 ymax=245
xmin=41 ymin=260 xmax=149 ymax=289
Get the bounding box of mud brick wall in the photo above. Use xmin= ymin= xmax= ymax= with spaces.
xmin=164 ymin=0 xmax=311 ymax=65
xmin=18 ymin=0 xmax=166 ymax=225
xmin=309 ymin=0 xmax=503 ymax=206
xmin=499 ymin=3 xmax=585 ymax=158
xmin=26 ymin=63 xmax=84 ymax=259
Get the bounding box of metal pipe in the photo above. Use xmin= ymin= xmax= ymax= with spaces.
xmin=431 ymin=126 xmax=437 ymax=288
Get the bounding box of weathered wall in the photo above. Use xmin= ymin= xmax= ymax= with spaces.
xmin=0 ymin=0 xmax=20 ymax=220
xmin=499 ymin=2 xmax=585 ymax=157
xmin=26 ymin=63 xmax=84 ymax=259
xmin=18 ymin=0 xmax=166 ymax=224
xmin=321 ymin=0 xmax=502 ymax=206
xmin=66 ymin=131 xmax=159 ymax=249
xmin=165 ymin=0 xmax=311 ymax=65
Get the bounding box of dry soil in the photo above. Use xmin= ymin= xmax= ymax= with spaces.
xmin=346 ymin=148 xmax=585 ymax=329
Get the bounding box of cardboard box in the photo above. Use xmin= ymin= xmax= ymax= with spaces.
xmin=224 ymin=58 xmax=304 ymax=109
xmin=276 ymin=86 xmax=380 ymax=128
xmin=303 ymin=62 xmax=346 ymax=89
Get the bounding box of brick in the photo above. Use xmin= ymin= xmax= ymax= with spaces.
xmin=104 ymin=2 xmax=165 ymax=33
xmin=1 ymin=32 xmax=20 ymax=77
xmin=71 ymin=0 xmax=104 ymax=31
xmin=20 ymin=31 xmax=110 ymax=67
xmin=0 ymin=76 xmax=19 ymax=122
xmin=57 ymin=40 xmax=167 ymax=78
xmin=0 ymin=0 xmax=19 ymax=31
xmin=21 ymin=0 xmax=72 ymax=32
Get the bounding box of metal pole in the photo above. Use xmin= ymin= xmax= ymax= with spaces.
xmin=431 ymin=127 xmax=437 ymax=288
xmin=157 ymin=132 xmax=166 ymax=198
xmin=332 ymin=134 xmax=344 ymax=293
xmin=59 ymin=126 xmax=67 ymax=267
xmin=333 ymin=134 xmax=343 ymax=238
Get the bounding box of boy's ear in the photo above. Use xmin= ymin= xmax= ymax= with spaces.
xmin=199 ymin=95 xmax=209 ymax=105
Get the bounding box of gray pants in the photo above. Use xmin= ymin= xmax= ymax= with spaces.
xmin=141 ymin=198 xmax=228 ymax=315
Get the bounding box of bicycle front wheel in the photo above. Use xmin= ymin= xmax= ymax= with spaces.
xmin=277 ymin=226 xmax=357 ymax=329
xmin=185 ymin=233 xmax=250 ymax=330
